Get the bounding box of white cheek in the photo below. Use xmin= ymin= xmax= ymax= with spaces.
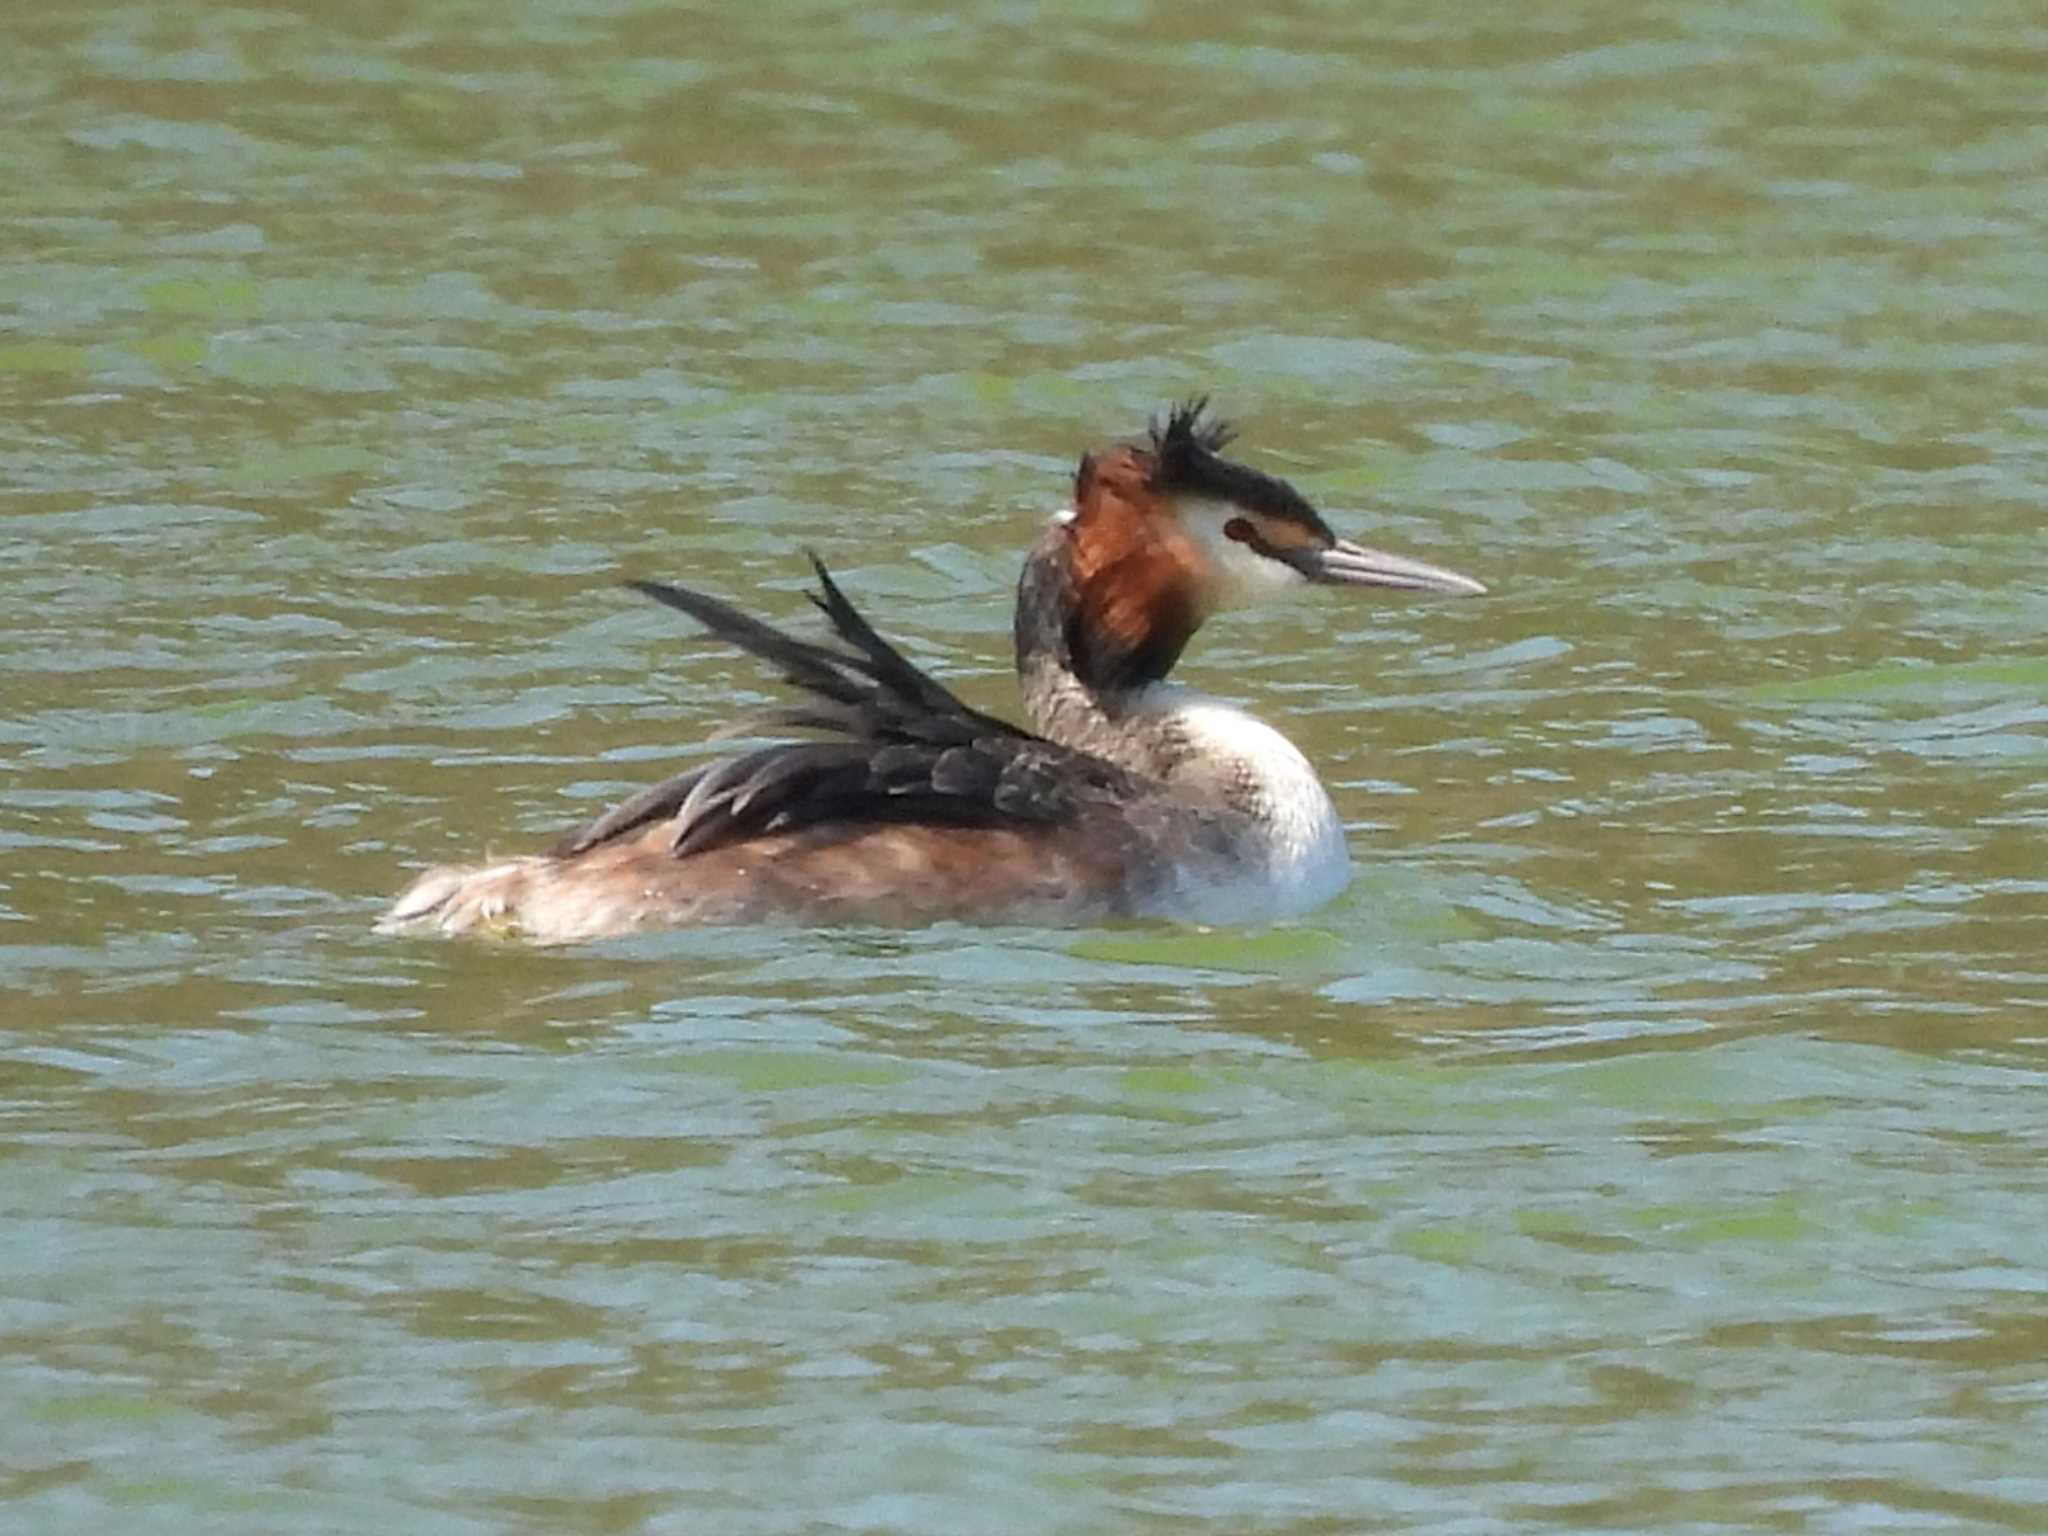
xmin=1182 ymin=498 xmax=1308 ymax=604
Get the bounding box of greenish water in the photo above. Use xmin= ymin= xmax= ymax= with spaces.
xmin=6 ymin=2 xmax=2048 ymax=1532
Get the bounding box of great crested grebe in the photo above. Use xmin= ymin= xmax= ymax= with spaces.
xmin=377 ymin=402 xmax=1483 ymax=941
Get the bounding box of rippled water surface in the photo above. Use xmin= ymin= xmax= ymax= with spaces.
xmin=7 ymin=2 xmax=2048 ymax=1531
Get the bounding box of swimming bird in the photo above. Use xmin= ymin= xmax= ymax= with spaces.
xmin=377 ymin=401 xmax=1483 ymax=940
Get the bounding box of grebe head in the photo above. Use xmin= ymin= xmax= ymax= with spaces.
xmin=1039 ymin=399 xmax=1484 ymax=694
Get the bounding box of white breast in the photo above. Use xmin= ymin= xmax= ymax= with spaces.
xmin=1133 ymin=686 xmax=1352 ymax=920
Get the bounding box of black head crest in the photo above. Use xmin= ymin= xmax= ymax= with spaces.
xmin=1150 ymin=397 xmax=1236 ymax=472
xmin=1142 ymin=397 xmax=1330 ymax=532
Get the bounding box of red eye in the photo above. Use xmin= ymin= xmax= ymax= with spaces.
xmin=1224 ymin=517 xmax=1255 ymax=544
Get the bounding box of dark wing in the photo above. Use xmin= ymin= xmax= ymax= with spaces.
xmin=549 ymin=558 xmax=1145 ymax=860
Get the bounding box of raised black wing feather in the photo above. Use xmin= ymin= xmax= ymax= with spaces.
xmin=549 ymin=559 xmax=1144 ymax=860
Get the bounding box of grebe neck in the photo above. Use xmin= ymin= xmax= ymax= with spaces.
xmin=1013 ymin=526 xmax=1348 ymax=890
